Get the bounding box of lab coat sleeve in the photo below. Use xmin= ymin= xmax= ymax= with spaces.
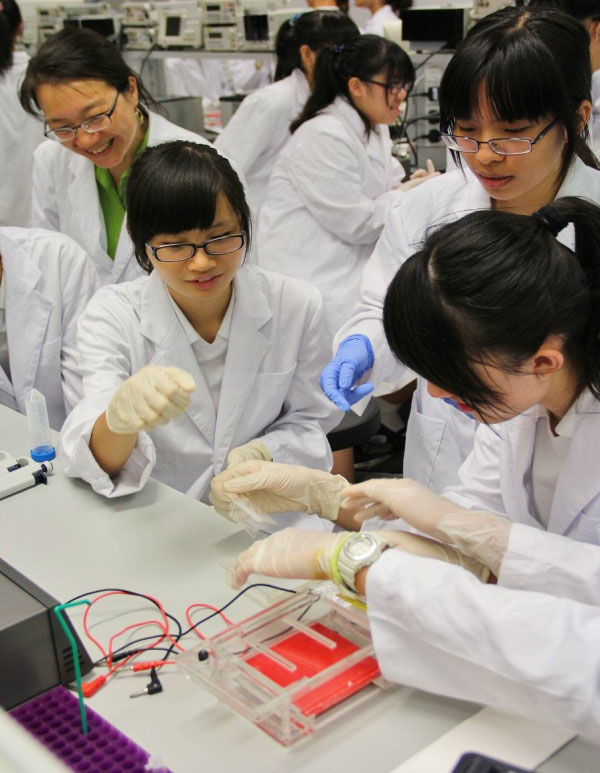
xmin=286 ymin=126 xmax=399 ymax=246
xmin=31 ymin=143 xmax=61 ymax=232
xmin=57 ymin=239 xmax=100 ymax=416
xmin=256 ymin=288 xmax=341 ymax=472
xmin=442 ymin=423 xmax=508 ymax=516
xmin=499 ymin=523 xmax=600 ymax=605
xmin=332 ymin=196 xmax=414 ymax=387
xmin=59 ymin=289 xmax=156 ymax=497
xmin=366 ymin=549 xmax=600 ymax=739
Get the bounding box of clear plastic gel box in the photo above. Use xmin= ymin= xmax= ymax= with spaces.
xmin=178 ymin=585 xmax=387 ymax=746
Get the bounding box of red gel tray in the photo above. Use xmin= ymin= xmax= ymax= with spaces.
xmin=245 ymin=622 xmax=380 ymax=717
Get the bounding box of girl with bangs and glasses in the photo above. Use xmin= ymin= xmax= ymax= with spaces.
xmin=205 ymin=198 xmax=600 ymax=737
xmin=321 ymin=5 xmax=600 ymax=495
xmin=256 ymin=33 xmax=437 ymax=339
xmin=19 ymin=27 xmax=235 ymax=288
xmin=59 ymin=141 xmax=340 ymax=523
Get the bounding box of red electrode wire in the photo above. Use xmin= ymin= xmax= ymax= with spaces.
xmin=185 ymin=603 xmax=235 ymax=640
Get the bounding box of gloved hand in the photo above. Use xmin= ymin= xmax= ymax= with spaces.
xmin=319 ymin=335 xmax=375 ymax=412
xmin=105 ymin=365 xmax=196 ymax=434
xmin=342 ymin=478 xmax=510 ymax=576
xmin=231 ymin=527 xmax=489 ymax=589
xmin=399 ymin=159 xmax=440 ymax=192
xmin=227 ymin=439 xmax=272 ymax=467
xmin=210 ymin=460 xmax=349 ymax=522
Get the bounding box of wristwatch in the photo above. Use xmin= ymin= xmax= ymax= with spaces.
xmin=337 ymin=533 xmax=390 ymax=594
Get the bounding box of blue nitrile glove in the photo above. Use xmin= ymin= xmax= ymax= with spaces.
xmin=319 ymin=335 xmax=375 ymax=411
xmin=442 ymin=397 xmax=476 ymax=420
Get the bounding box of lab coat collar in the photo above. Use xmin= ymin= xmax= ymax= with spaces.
xmin=213 ymin=265 xmax=272 ymax=471
xmin=548 ymin=389 xmax=600 ymax=535
xmin=0 ymin=232 xmax=53 ymax=401
xmin=324 ymin=97 xmax=393 ymax=171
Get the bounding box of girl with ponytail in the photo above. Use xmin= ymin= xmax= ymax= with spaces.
xmin=257 ymin=34 xmax=436 ymax=336
xmin=215 ymin=11 xmax=359 ymax=216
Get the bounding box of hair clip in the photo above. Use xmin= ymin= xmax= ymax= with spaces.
xmin=332 ymin=44 xmax=345 ymax=54
xmin=289 ymin=12 xmax=302 ymax=26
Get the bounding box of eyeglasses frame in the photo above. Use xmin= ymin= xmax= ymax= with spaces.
xmin=441 ymin=117 xmax=561 ymax=156
xmin=145 ymin=232 xmax=247 ymax=263
xmin=44 ymin=90 xmax=121 ymax=143
xmin=362 ymin=79 xmax=409 ymax=97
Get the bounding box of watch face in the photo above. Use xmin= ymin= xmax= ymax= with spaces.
xmin=344 ymin=534 xmax=378 ymax=561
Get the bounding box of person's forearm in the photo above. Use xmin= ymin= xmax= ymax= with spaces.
xmin=89 ymin=412 xmax=137 ymax=477
xmin=334 ymin=504 xmax=361 ymax=531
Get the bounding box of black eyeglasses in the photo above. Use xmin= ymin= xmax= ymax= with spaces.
xmin=146 ymin=233 xmax=246 ymax=263
xmin=441 ymin=118 xmax=561 ymax=156
xmin=362 ymin=79 xmax=409 ymax=97
xmin=44 ymin=91 xmax=120 ymax=143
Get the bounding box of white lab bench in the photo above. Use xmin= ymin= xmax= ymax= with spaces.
xmin=0 ymin=403 xmax=596 ymax=772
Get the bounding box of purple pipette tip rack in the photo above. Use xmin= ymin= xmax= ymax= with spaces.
xmin=11 ymin=685 xmax=169 ymax=772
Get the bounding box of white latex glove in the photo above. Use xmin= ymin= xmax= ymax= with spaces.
xmin=342 ymin=478 xmax=510 ymax=576
xmin=231 ymin=527 xmax=489 ymax=589
xmin=210 ymin=460 xmax=348 ymax=522
xmin=227 ymin=439 xmax=272 ymax=467
xmin=399 ymin=159 xmax=440 ymax=192
xmin=105 ymin=365 xmax=196 ymax=434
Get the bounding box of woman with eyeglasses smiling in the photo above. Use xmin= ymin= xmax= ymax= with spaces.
xmin=19 ymin=27 xmax=221 ymax=287
xmin=59 ymin=141 xmax=339 ymax=515
xmin=257 ymin=34 xmax=437 ymax=338
xmin=321 ymin=5 xmax=600 ymax=495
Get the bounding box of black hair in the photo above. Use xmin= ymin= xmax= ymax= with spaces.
xmin=529 ymin=0 xmax=600 ymax=21
xmin=274 ymin=10 xmax=359 ymax=82
xmin=291 ymin=33 xmax=414 ymax=135
xmin=439 ymin=6 xmax=598 ymax=177
xmin=0 ymin=0 xmax=22 ymax=75
xmin=19 ymin=27 xmax=158 ymax=117
xmin=126 ymin=141 xmax=251 ymax=275
xmin=383 ymin=196 xmax=600 ymax=418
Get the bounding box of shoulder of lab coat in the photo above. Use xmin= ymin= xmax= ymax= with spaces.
xmin=333 ymin=168 xmax=485 ymax=378
xmin=0 ymin=226 xmax=99 ymax=429
xmin=215 ymin=69 xmax=309 ymax=177
xmin=366 ymin=548 xmax=600 ymax=739
xmin=364 ymin=4 xmax=398 ymax=34
xmin=31 ymin=112 xmax=220 ymax=286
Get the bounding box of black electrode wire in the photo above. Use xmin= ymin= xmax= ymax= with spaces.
xmin=74 ymin=583 xmax=297 ymax=664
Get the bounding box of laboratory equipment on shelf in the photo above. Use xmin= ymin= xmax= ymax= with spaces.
xmin=156 ymin=3 xmax=204 ymax=49
xmin=236 ymin=0 xmax=303 ymax=52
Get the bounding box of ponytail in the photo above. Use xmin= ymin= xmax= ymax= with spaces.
xmin=274 ymin=10 xmax=358 ymax=82
xmin=383 ymin=196 xmax=600 ymax=416
xmin=291 ymin=34 xmax=414 ymax=135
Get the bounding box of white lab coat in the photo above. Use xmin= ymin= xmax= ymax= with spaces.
xmin=215 ymin=68 xmax=310 ymax=217
xmin=363 ymin=4 xmax=398 ymax=35
xmin=0 ymin=227 xmax=99 ymax=429
xmin=257 ymin=97 xmax=405 ymax=335
xmin=336 ymin=156 xmax=600 ymax=491
xmin=442 ymin=388 xmax=600 ymax=547
xmin=31 ymin=111 xmax=212 ymax=287
xmin=0 ymin=51 xmax=45 ymax=227
xmin=366 ymin=546 xmax=600 ymax=739
xmin=60 ymin=265 xmax=340 ymax=507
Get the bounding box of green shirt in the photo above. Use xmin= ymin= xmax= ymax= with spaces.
xmin=95 ymin=128 xmax=149 ymax=260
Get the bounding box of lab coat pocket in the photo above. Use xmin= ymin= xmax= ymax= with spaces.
xmin=242 ymin=365 xmax=296 ymax=436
